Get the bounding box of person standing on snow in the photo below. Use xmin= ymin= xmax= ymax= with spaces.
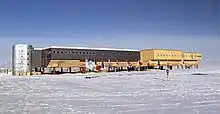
xmin=166 ymin=68 xmax=170 ymax=81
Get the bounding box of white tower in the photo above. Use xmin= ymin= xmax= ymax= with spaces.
xmin=12 ymin=44 xmax=34 ymax=75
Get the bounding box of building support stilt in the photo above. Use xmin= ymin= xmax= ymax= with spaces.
xmin=61 ymin=67 xmax=63 ymax=73
xmin=41 ymin=67 xmax=44 ymax=74
xmin=53 ymin=67 xmax=56 ymax=74
xmin=69 ymin=67 xmax=71 ymax=73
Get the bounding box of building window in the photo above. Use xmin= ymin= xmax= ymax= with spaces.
xmin=53 ymin=51 xmax=56 ymax=53
xmin=79 ymin=52 xmax=82 ymax=54
xmin=57 ymin=51 xmax=59 ymax=53
xmin=61 ymin=51 xmax=63 ymax=53
xmin=86 ymin=52 xmax=89 ymax=54
xmin=76 ymin=52 xmax=78 ymax=54
xmin=27 ymin=63 xmax=29 ymax=65
xmin=93 ymin=52 xmax=96 ymax=55
xmin=90 ymin=52 xmax=92 ymax=54
xmin=83 ymin=52 xmax=85 ymax=54
xmin=69 ymin=51 xmax=71 ymax=53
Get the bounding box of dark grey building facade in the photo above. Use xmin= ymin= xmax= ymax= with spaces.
xmin=41 ymin=47 xmax=140 ymax=67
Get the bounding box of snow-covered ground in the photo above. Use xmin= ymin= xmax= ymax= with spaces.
xmin=0 ymin=64 xmax=220 ymax=114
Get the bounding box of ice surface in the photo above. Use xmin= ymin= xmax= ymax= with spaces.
xmin=0 ymin=64 xmax=220 ymax=114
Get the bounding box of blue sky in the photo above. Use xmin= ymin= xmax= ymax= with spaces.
xmin=0 ymin=0 xmax=219 ymax=66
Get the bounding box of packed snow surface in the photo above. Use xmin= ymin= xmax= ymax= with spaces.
xmin=0 ymin=65 xmax=220 ymax=114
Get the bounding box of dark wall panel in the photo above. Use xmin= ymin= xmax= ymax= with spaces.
xmin=32 ymin=50 xmax=42 ymax=68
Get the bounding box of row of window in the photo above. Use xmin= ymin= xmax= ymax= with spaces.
xmin=114 ymin=52 xmax=136 ymax=56
xmin=52 ymin=51 xmax=137 ymax=56
xmin=157 ymin=54 xmax=180 ymax=57
xmin=183 ymin=54 xmax=199 ymax=58
xmin=53 ymin=51 xmax=96 ymax=55
xmin=157 ymin=54 xmax=199 ymax=58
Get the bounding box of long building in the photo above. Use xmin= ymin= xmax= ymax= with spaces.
xmin=12 ymin=44 xmax=202 ymax=75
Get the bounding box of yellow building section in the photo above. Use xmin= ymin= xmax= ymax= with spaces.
xmin=141 ymin=49 xmax=182 ymax=61
xmin=140 ymin=49 xmax=202 ymax=66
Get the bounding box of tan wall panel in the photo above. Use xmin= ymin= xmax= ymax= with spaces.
xmin=47 ymin=60 xmax=81 ymax=68
xmin=140 ymin=50 xmax=154 ymax=61
xmin=183 ymin=61 xmax=198 ymax=65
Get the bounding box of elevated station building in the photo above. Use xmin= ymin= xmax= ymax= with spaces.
xmin=12 ymin=44 xmax=202 ymax=75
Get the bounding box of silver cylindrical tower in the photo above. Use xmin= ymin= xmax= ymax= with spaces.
xmin=12 ymin=44 xmax=33 ymax=75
